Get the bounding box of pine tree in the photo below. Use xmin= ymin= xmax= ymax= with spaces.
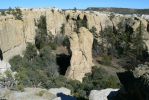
xmin=133 ymin=21 xmax=145 ymax=61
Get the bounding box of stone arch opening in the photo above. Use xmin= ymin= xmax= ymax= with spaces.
xmin=0 ymin=48 xmax=3 ymax=60
xmin=56 ymin=54 xmax=71 ymax=75
xmin=56 ymin=36 xmax=71 ymax=75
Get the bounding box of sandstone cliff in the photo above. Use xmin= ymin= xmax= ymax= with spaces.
xmin=0 ymin=8 xmax=149 ymax=81
xmin=0 ymin=9 xmax=149 ymax=61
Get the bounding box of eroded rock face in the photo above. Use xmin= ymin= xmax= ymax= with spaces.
xmin=0 ymin=17 xmax=26 ymax=61
xmin=0 ymin=8 xmax=149 ymax=81
xmin=0 ymin=9 xmax=149 ymax=62
xmin=65 ymin=27 xmax=93 ymax=82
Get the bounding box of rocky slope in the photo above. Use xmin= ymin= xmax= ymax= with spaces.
xmin=0 ymin=8 xmax=149 ymax=81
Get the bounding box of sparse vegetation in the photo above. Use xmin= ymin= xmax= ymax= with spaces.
xmin=36 ymin=90 xmax=46 ymax=96
xmin=35 ymin=15 xmax=53 ymax=49
xmin=90 ymin=19 xmax=148 ymax=69
xmin=0 ymin=7 xmax=23 ymax=20
xmin=10 ymin=43 xmax=59 ymax=88
xmin=60 ymin=24 xmax=65 ymax=34
xmin=11 ymin=7 xmax=23 ymax=20
xmin=10 ymin=43 xmax=119 ymax=98
xmin=0 ymin=11 xmax=6 ymax=16
xmin=101 ymin=55 xmax=112 ymax=65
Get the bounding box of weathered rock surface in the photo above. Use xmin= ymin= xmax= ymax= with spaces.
xmin=66 ymin=27 xmax=94 ymax=82
xmin=89 ymin=88 xmax=119 ymax=100
xmin=0 ymin=88 xmax=55 ymax=100
xmin=0 ymin=87 xmax=72 ymax=100
xmin=48 ymin=87 xmax=71 ymax=96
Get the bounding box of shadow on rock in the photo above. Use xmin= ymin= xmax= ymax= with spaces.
xmin=107 ymin=91 xmax=119 ymax=100
xmin=57 ymin=93 xmax=77 ymax=100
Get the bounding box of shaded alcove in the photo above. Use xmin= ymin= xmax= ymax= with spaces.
xmin=0 ymin=48 xmax=3 ymax=60
xmin=56 ymin=53 xmax=71 ymax=75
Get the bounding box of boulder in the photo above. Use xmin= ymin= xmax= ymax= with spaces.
xmin=89 ymin=88 xmax=119 ymax=100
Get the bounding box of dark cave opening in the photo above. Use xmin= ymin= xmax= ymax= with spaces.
xmin=56 ymin=53 xmax=71 ymax=75
xmin=0 ymin=48 xmax=3 ymax=60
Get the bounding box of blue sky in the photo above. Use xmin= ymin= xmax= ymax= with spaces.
xmin=0 ymin=0 xmax=149 ymax=9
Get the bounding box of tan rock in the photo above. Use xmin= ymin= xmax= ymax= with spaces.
xmin=0 ymin=18 xmax=26 ymax=61
xmin=46 ymin=10 xmax=65 ymax=36
xmin=66 ymin=27 xmax=94 ymax=82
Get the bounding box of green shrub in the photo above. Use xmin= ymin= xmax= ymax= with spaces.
xmin=24 ymin=43 xmax=37 ymax=61
xmin=104 ymin=76 xmax=120 ymax=88
xmin=52 ymin=35 xmax=64 ymax=47
xmin=11 ymin=7 xmax=23 ymax=20
xmin=35 ymin=33 xmax=51 ymax=49
xmin=60 ymin=24 xmax=65 ymax=34
xmin=36 ymin=90 xmax=46 ymax=97
xmin=90 ymin=26 xmax=97 ymax=35
xmin=16 ymin=83 xmax=25 ymax=92
xmin=50 ymin=43 xmax=57 ymax=50
xmin=101 ymin=55 xmax=112 ymax=65
xmin=10 ymin=52 xmax=119 ymax=99
xmin=82 ymin=66 xmax=120 ymax=91
xmin=1 ymin=11 xmax=6 ymax=16
xmin=63 ymin=36 xmax=70 ymax=47
xmin=9 ymin=44 xmax=59 ymax=88
xmin=9 ymin=55 xmax=23 ymax=71
xmin=35 ymin=15 xmax=49 ymax=49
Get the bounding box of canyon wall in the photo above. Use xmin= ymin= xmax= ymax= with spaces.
xmin=0 ymin=8 xmax=149 ymax=81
